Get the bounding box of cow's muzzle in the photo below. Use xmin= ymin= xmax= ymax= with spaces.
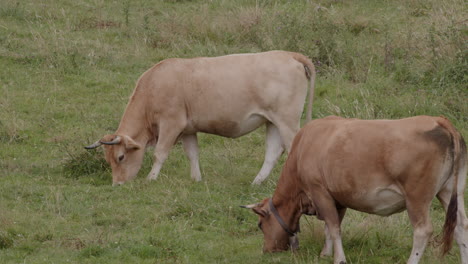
xmin=289 ymin=234 xmax=299 ymax=251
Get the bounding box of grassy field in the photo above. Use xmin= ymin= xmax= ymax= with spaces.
xmin=0 ymin=0 xmax=467 ymax=263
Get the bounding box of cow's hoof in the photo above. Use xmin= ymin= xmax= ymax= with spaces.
xmin=251 ymin=179 xmax=263 ymax=185
xmin=146 ymin=173 xmax=159 ymax=181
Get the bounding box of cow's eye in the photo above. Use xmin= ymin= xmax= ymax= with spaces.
xmin=118 ymin=155 xmax=125 ymax=162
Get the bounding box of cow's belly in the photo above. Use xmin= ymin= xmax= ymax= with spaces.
xmin=344 ymin=185 xmax=406 ymax=216
xmin=234 ymin=114 xmax=268 ymax=138
xmin=194 ymin=114 xmax=267 ymax=138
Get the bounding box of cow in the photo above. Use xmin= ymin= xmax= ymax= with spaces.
xmin=243 ymin=115 xmax=468 ymax=264
xmin=85 ymin=51 xmax=315 ymax=186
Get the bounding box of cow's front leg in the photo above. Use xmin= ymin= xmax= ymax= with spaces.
xmin=312 ymin=190 xmax=347 ymax=264
xmin=182 ymin=133 xmax=201 ymax=181
xmin=320 ymin=224 xmax=333 ymax=257
xmin=147 ymin=148 xmax=170 ymax=181
xmin=320 ymin=208 xmax=346 ymax=258
xmin=147 ymin=123 xmax=182 ymax=181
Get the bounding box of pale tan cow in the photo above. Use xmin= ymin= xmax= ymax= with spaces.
xmin=85 ymin=51 xmax=315 ymax=185
xmin=244 ymin=115 xmax=468 ymax=264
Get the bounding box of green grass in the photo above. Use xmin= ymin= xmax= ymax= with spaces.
xmin=0 ymin=0 xmax=467 ymax=263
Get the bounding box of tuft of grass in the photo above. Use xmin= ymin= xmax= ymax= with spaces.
xmin=0 ymin=2 xmax=26 ymax=21
xmin=0 ymin=232 xmax=14 ymax=249
xmin=0 ymin=120 xmax=25 ymax=144
xmin=345 ymin=16 xmax=372 ymax=35
xmin=123 ymin=1 xmax=130 ymax=27
xmin=62 ymin=145 xmax=110 ymax=184
xmin=80 ymin=244 xmax=107 ymax=258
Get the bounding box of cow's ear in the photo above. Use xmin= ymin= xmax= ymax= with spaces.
xmin=241 ymin=201 xmax=270 ymax=217
xmin=123 ymin=136 xmax=141 ymax=150
xmin=252 ymin=206 xmax=269 ymax=217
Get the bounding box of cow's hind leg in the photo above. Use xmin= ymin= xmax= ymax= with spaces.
xmin=252 ymin=123 xmax=284 ymax=185
xmin=270 ymin=116 xmax=299 ymax=153
xmin=455 ymin=193 xmax=468 ymax=263
xmin=147 ymin=122 xmax=184 ymax=181
xmin=182 ymin=133 xmax=202 ymax=181
xmin=437 ymin=178 xmax=468 ymax=263
xmin=406 ymin=197 xmax=433 ymax=264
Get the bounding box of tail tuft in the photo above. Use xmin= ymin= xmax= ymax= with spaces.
xmin=441 ymin=193 xmax=458 ymax=255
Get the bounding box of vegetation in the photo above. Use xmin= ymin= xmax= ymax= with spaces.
xmin=0 ymin=0 xmax=466 ymax=263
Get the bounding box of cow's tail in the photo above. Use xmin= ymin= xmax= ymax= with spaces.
xmin=293 ymin=53 xmax=316 ymax=123
xmin=437 ymin=116 xmax=467 ymax=255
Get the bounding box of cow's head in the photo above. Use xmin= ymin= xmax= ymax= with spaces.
xmin=242 ymin=198 xmax=299 ymax=252
xmin=85 ymin=134 xmax=144 ymax=185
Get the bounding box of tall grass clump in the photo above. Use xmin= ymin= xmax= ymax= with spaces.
xmin=62 ymin=144 xmax=110 ymax=184
xmin=0 ymin=232 xmax=14 ymax=249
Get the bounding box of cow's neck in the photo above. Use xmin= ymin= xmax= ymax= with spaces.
xmin=271 ymin=165 xmax=305 ymax=233
xmin=115 ymin=97 xmax=152 ymax=146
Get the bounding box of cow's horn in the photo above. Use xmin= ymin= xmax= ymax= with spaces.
xmin=240 ymin=203 xmax=260 ymax=209
xmin=101 ymin=136 xmax=122 ymax=145
xmin=84 ymin=141 xmax=102 ymax=149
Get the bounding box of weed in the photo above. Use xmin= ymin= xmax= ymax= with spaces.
xmin=0 ymin=2 xmax=25 ymax=21
xmin=0 ymin=232 xmax=14 ymax=249
xmin=345 ymin=16 xmax=371 ymax=35
xmin=33 ymin=232 xmax=53 ymax=243
xmin=62 ymin=147 xmax=109 ymax=179
xmin=0 ymin=120 xmax=25 ymax=143
xmin=0 ymin=121 xmax=11 ymax=143
xmin=123 ymin=1 xmax=130 ymax=27
xmin=80 ymin=244 xmax=107 ymax=258
xmin=62 ymin=238 xmax=86 ymax=250
xmin=129 ymin=244 xmax=162 ymax=259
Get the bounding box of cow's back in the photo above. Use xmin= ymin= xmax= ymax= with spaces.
xmin=135 ymin=51 xmax=310 ymax=138
xmin=183 ymin=51 xmax=309 ymax=117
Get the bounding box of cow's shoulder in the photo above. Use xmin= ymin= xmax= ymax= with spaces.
xmin=301 ymin=116 xmax=352 ymax=141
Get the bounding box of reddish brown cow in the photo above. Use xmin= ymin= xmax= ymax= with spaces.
xmin=244 ymin=115 xmax=467 ymax=264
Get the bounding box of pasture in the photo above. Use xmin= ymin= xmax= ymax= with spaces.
xmin=0 ymin=0 xmax=466 ymax=263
